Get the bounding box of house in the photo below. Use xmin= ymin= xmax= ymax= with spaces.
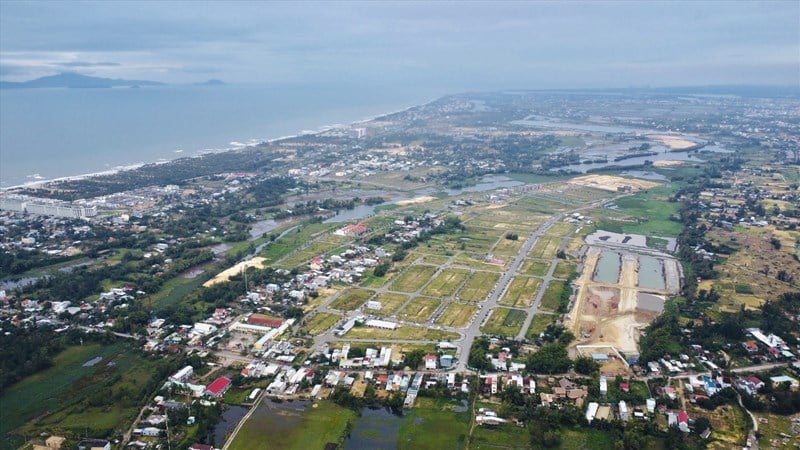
xmin=424 ymin=354 xmax=438 ymax=370
xmin=599 ymin=376 xmax=608 ymax=396
xmin=205 ymin=376 xmax=232 ymax=397
xmin=78 ymin=440 xmax=111 ymax=450
xmin=741 ymin=340 xmax=759 ymax=353
xmin=770 ymin=375 xmax=799 ymax=389
xmin=440 ymin=354 xmax=454 ymax=368
xmin=32 ymin=436 xmax=66 ymax=450
xmin=170 ymin=365 xmax=194 ymax=383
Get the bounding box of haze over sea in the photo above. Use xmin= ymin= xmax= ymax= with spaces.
xmin=0 ymin=83 xmax=441 ymax=189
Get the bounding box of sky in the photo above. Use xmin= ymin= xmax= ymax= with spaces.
xmin=0 ymin=1 xmax=798 ymax=89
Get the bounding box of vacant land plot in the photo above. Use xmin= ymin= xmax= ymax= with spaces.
xmin=301 ymin=312 xmax=341 ymax=336
xmin=421 ymin=254 xmax=450 ymax=265
xmin=553 ymin=261 xmax=576 ymax=279
xmin=330 ymin=288 xmax=374 ymax=311
xmin=491 ymin=237 xmax=525 ymax=259
xmin=471 ymin=421 xmax=530 ymax=450
xmin=525 ymin=313 xmax=557 ymax=339
xmin=391 ymin=265 xmax=438 ymax=292
xmin=278 ymin=240 xmax=344 ymax=269
xmin=520 ymin=259 xmax=551 ymax=277
xmin=481 ymin=308 xmax=527 ymax=337
xmin=457 ymin=271 xmax=500 ymax=302
xmin=370 ymin=293 xmax=409 ymax=317
xmin=452 ymin=254 xmax=504 ymax=272
xmin=500 ymin=276 xmax=542 ymax=308
xmin=398 ymin=297 xmax=442 ymax=323
xmin=346 ymin=324 xmax=458 ymax=341
xmin=546 ymin=222 xmax=575 ymax=238
xmin=568 ymin=174 xmax=659 ymax=192
xmin=539 ymin=281 xmax=567 ymax=311
xmin=435 ymin=303 xmax=478 ymax=328
xmin=423 ymin=268 xmax=469 ymax=297
xmin=529 ymin=236 xmax=562 ymax=259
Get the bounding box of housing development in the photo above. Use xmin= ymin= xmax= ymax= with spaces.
xmin=2 ymin=89 xmax=800 ymax=450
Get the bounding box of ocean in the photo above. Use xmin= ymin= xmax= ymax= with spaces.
xmin=0 ymin=83 xmax=443 ymax=188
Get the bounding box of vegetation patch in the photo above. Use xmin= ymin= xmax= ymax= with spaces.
xmin=434 ymin=303 xmax=478 ymax=328
xmin=391 ymin=265 xmax=438 ymax=292
xmin=370 ymin=292 xmax=410 ymax=317
xmin=520 ymin=259 xmax=551 ymax=277
xmin=300 ymin=312 xmax=342 ymax=336
xmin=525 ymin=313 xmax=557 ymax=340
xmin=330 ymin=288 xmax=374 ymax=311
xmin=499 ymin=276 xmax=542 ymax=307
xmin=457 ymin=271 xmax=500 ymax=302
xmin=422 ymin=268 xmax=469 ymax=297
xmin=539 ymin=281 xmax=566 ymax=311
xmin=481 ymin=307 xmax=527 ymax=337
xmin=398 ymin=398 xmax=470 ymax=450
xmin=345 ymin=324 xmax=458 ymax=341
xmin=398 ymin=297 xmax=442 ymax=323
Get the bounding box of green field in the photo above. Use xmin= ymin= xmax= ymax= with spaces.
xmin=471 ymin=419 xmax=530 ymax=449
xmin=260 ymin=222 xmax=338 ymax=265
xmin=150 ymin=274 xmax=209 ymax=309
xmin=599 ymin=188 xmax=683 ymax=237
xmin=2 ymin=341 xmax=163 ymax=447
xmin=520 ymin=259 xmax=551 ymax=277
xmin=529 ymin=236 xmax=562 ymax=259
xmin=370 ymin=292 xmax=410 ymax=317
xmin=229 ymin=401 xmax=357 ymax=450
xmin=301 ymin=312 xmax=342 ymax=335
xmin=499 ymin=276 xmax=542 ymax=307
xmin=539 ymin=280 xmax=567 ymax=311
xmin=481 ymin=308 xmax=527 ymax=337
xmin=559 ymin=427 xmax=617 ymax=450
xmin=329 ymin=288 xmax=374 ymax=311
xmin=422 ymin=268 xmax=469 ymax=297
xmin=457 ymin=271 xmax=500 ymax=302
xmin=525 ymin=313 xmax=556 ymax=340
xmin=278 ymin=239 xmax=345 ymax=269
xmin=491 ymin=236 xmax=525 ymax=259
xmin=398 ymin=297 xmax=442 ymax=323
xmin=552 ymin=261 xmax=576 ymax=279
xmin=391 ymin=265 xmax=438 ymax=292
xmin=435 ymin=303 xmax=478 ymax=328
xmin=398 ymin=398 xmax=470 ymax=450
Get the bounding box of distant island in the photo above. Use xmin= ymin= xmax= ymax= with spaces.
xmin=195 ymin=79 xmax=226 ymax=86
xmin=0 ymin=72 xmax=165 ymax=89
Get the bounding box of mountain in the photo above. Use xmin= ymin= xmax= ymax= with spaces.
xmin=0 ymin=72 xmax=165 ymax=89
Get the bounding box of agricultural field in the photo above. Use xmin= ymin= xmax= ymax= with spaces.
xmin=369 ymin=293 xmax=410 ymax=317
xmin=398 ymin=398 xmax=470 ymax=450
xmin=345 ymin=324 xmax=459 ymax=341
xmin=457 ymin=271 xmax=500 ymax=302
xmin=300 ymin=312 xmax=341 ymax=336
xmin=499 ymin=276 xmax=542 ymax=308
xmin=398 ymin=297 xmax=442 ymax=323
xmin=520 ymin=259 xmax=551 ymax=277
xmin=422 ymin=268 xmax=469 ymax=297
xmin=481 ymin=307 xmax=527 ymax=337
xmin=329 ymin=288 xmax=374 ymax=311
xmin=391 ymin=265 xmax=438 ymax=292
xmin=539 ymin=280 xmax=567 ymax=311
xmin=529 ymin=236 xmax=562 ymax=259
xmin=434 ymin=303 xmax=478 ymax=328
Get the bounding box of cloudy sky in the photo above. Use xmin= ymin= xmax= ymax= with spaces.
xmin=1 ymin=1 xmax=797 ymax=89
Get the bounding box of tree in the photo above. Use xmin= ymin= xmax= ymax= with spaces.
xmin=403 ymin=349 xmax=425 ymax=369
xmin=527 ymin=344 xmax=572 ymax=374
xmin=574 ymin=356 xmax=600 ymax=375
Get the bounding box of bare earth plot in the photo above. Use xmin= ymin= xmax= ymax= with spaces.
xmin=422 ymin=268 xmax=469 ymax=298
xmin=435 ymin=303 xmax=478 ymax=328
xmin=499 ymin=276 xmax=542 ymax=308
xmin=457 ymin=271 xmax=500 ymax=302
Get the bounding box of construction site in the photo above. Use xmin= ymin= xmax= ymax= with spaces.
xmin=566 ymin=232 xmax=682 ymax=369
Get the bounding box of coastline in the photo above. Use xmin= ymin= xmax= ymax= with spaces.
xmin=1 ymin=96 xmax=437 ymax=192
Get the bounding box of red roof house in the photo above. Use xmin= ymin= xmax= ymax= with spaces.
xmin=205 ymin=376 xmax=232 ymax=397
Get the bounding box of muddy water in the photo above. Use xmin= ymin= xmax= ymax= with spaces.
xmin=637 ymin=293 xmax=666 ymax=313
xmin=638 ymin=255 xmax=665 ymax=290
xmin=344 ymin=406 xmax=404 ymax=449
xmin=594 ymin=251 xmax=621 ymax=284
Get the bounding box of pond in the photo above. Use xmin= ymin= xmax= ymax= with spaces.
xmin=637 ymin=293 xmax=666 ymax=313
xmin=638 ymin=255 xmax=666 ymax=290
xmin=344 ymin=406 xmax=404 ymax=450
xmin=593 ymin=251 xmax=621 ymax=284
xmin=213 ymin=405 xmax=250 ymax=446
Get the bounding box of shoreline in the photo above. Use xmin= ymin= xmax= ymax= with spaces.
xmin=1 ymin=95 xmax=439 ymax=192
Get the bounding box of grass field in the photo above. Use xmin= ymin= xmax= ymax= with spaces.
xmin=559 ymin=427 xmax=618 ymax=450
xmin=150 ymin=274 xmax=209 ymax=310
xmin=525 ymin=313 xmax=556 ymax=339
xmin=481 ymin=307 xmax=527 ymax=337
xmin=520 ymin=259 xmax=551 ymax=277
xmin=229 ymin=401 xmax=357 ymax=450
xmin=278 ymin=239 xmax=345 ymax=269
xmin=491 ymin=236 xmax=525 ymax=259
xmin=370 ymin=292 xmax=410 ymax=317
xmin=301 ymin=312 xmax=342 ymax=335
xmin=329 ymin=288 xmax=374 ymax=311
xmin=457 ymin=271 xmax=500 ymax=302
xmin=435 ymin=303 xmax=478 ymax=328
xmin=471 ymin=419 xmax=530 ymax=449
xmin=529 ymin=236 xmax=562 ymax=259
xmin=539 ymin=281 xmax=567 ymax=311
xmin=599 ymin=188 xmax=683 ymax=237
xmin=345 ymin=324 xmax=459 ymax=341
xmin=391 ymin=265 xmax=438 ymax=292
xmin=453 ymin=254 xmax=505 ymax=272
xmin=553 ymin=260 xmax=576 ymax=279
xmin=422 ymin=268 xmax=469 ymax=297
xmin=499 ymin=276 xmax=542 ymax=307
xmin=398 ymin=297 xmax=442 ymax=323
xmin=260 ymin=222 xmax=338 ymax=265
xmin=398 ymin=398 xmax=470 ymax=450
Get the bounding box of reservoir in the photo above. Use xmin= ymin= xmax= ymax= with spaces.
xmin=594 ymin=251 xmax=621 ymax=284
xmin=638 ymin=255 xmax=666 ymax=290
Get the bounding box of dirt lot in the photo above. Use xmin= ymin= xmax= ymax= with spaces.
xmin=568 ymin=175 xmax=659 ymax=192
xmin=204 ymin=257 xmax=266 ymax=287
xmin=647 ymin=134 xmax=700 ymax=150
